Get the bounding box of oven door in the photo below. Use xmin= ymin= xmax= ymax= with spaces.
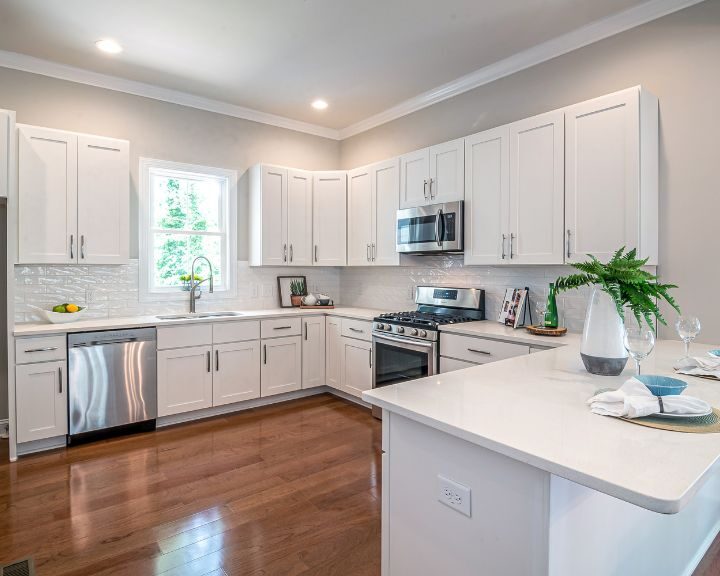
xmin=372 ymin=332 xmax=438 ymax=418
xmin=396 ymin=201 xmax=463 ymax=253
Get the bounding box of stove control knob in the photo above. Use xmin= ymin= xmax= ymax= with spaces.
xmin=419 ymin=330 xmax=427 ymax=338
xmin=376 ymin=323 xmax=384 ymax=330
xmin=410 ymin=328 xmax=418 ymax=336
xmin=396 ymin=326 xmax=405 ymax=334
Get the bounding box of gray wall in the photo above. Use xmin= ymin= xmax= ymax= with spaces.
xmin=340 ymin=0 xmax=720 ymax=343
xmin=0 ymin=67 xmax=341 ymax=260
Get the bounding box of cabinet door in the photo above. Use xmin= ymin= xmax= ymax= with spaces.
xmin=565 ymin=89 xmax=640 ymax=263
xmin=508 ymin=111 xmax=564 ymax=264
xmin=464 ymin=127 xmax=510 ymax=265
xmin=440 ymin=356 xmax=477 ymax=373
xmin=18 ymin=125 xmax=78 ymax=263
xmin=429 ymin=138 xmax=464 ymax=204
xmin=213 ymin=341 xmax=261 ymax=406
xmin=302 ymin=317 xmax=326 ymax=389
xmin=77 ymin=135 xmax=129 ymax=264
xmin=0 ymin=110 xmax=12 ymax=199
xmin=325 ymin=317 xmax=342 ymax=390
xmin=261 ymin=336 xmax=302 ymax=397
xmin=158 ymin=345 xmax=213 ymax=416
xmin=16 ymin=360 xmax=67 ymax=443
xmin=399 ymin=148 xmax=430 ymax=208
xmin=312 ymin=171 xmax=347 ymax=266
xmin=261 ymin=165 xmax=288 ymax=266
xmin=342 ymin=337 xmax=373 ymax=398
xmin=347 ymin=166 xmax=373 ymax=266
xmin=373 ymin=158 xmax=400 ymax=266
xmin=287 ymin=169 xmax=313 ymax=266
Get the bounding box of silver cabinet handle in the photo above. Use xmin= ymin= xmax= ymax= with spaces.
xmin=304 ymin=322 xmax=308 ymax=340
xmin=372 ymin=243 xmax=376 ymax=262
xmin=289 ymin=244 xmax=293 ymax=263
xmin=367 ymin=244 xmax=371 ymax=262
xmin=80 ymin=235 xmax=85 ymax=259
xmin=423 ymin=179 xmax=428 ymax=199
xmin=566 ymin=229 xmax=572 ymax=259
xmin=273 ymin=325 xmax=292 ymax=330
xmin=369 ymin=349 xmax=372 ymax=368
xmin=501 ymin=234 xmax=507 ymax=260
xmin=215 ymin=349 xmax=219 ymax=371
xmin=70 ymin=234 xmax=74 ymax=259
xmin=467 ymin=348 xmax=492 ymax=356
xmin=283 ymin=244 xmax=287 ymax=263
xmin=349 ymin=327 xmax=364 ymax=333
xmin=435 ymin=208 xmax=443 ymax=247
xmin=510 ymin=233 xmax=515 ymax=259
xmin=428 ymin=177 xmax=434 ymax=199
xmin=24 ymin=347 xmax=58 ymax=353
xmin=58 ymin=366 xmax=63 ymax=394
xmin=263 ymin=344 xmax=267 ymax=365
xmin=207 ymin=351 xmax=211 ymax=372
xmin=314 ymin=245 xmax=318 ymax=263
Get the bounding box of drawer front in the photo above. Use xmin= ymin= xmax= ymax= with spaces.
xmin=440 ymin=333 xmax=529 ymax=364
xmin=261 ymin=317 xmax=301 ymax=338
xmin=340 ymin=318 xmax=372 ymax=342
xmin=16 ymin=335 xmax=66 ymax=364
xmin=440 ymin=356 xmax=478 ymax=373
xmin=213 ymin=320 xmax=260 ymax=344
xmin=157 ymin=323 xmax=213 ymax=350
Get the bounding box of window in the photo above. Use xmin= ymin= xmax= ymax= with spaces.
xmin=140 ymin=158 xmax=236 ymax=300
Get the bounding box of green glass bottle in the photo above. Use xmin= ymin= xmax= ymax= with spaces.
xmin=544 ymin=283 xmax=559 ymax=328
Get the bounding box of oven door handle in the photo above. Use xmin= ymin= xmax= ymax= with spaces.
xmin=373 ymin=332 xmax=435 ymax=349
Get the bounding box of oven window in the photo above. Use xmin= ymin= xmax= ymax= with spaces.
xmin=375 ymin=340 xmax=429 ymax=387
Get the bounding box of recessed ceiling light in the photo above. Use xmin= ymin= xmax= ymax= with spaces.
xmin=95 ymin=39 xmax=123 ymax=54
xmin=311 ymin=99 xmax=328 ymax=110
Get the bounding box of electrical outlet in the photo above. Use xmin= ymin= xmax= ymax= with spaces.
xmin=437 ymin=475 xmax=471 ymax=517
xmin=251 ymin=284 xmax=258 ymax=298
xmin=408 ymin=285 xmax=415 ymax=300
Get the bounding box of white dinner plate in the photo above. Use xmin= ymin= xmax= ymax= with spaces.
xmin=650 ymin=409 xmax=713 ymax=419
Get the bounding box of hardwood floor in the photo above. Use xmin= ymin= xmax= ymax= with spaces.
xmin=0 ymin=394 xmax=381 ymax=576
xmin=2 ymin=393 xmax=720 ymax=575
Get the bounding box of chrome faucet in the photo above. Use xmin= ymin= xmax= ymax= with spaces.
xmin=189 ymin=256 xmax=214 ymax=313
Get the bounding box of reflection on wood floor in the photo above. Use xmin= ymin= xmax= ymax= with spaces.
xmin=0 ymin=394 xmax=381 ymax=575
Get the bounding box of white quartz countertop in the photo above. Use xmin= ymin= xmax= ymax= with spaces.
xmin=364 ymin=337 xmax=720 ymax=514
xmin=14 ymin=307 xmax=383 ymax=336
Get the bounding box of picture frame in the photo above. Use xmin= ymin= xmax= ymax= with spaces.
xmin=277 ymin=275 xmax=307 ymax=308
xmin=498 ymin=287 xmax=529 ymax=329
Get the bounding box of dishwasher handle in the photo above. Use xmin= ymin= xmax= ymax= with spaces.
xmin=71 ymin=337 xmax=138 ymax=348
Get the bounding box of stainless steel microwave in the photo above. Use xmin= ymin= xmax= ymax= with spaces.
xmin=396 ymin=201 xmax=464 ymax=254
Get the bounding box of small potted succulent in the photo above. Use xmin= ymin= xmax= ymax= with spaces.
xmin=179 ymin=274 xmax=204 ymax=292
xmin=290 ymin=279 xmax=306 ymax=307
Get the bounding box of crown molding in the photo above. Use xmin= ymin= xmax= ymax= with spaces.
xmin=0 ymin=50 xmax=342 ymax=140
xmin=338 ymin=0 xmax=706 ymax=139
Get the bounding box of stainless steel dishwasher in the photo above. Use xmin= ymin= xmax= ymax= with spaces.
xmin=68 ymin=327 xmax=157 ymax=442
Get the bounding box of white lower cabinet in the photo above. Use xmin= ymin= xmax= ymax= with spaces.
xmin=439 ymin=356 xmax=477 ymax=373
xmin=342 ymin=336 xmax=373 ymax=398
xmin=439 ymin=333 xmax=530 ymax=375
xmin=326 ymin=316 xmax=343 ymax=390
xmin=302 ymin=316 xmax=326 ymax=389
xmin=16 ymin=360 xmax=67 ymax=443
xmin=261 ymin=335 xmax=302 ymax=397
xmin=158 ymin=345 xmax=214 ymax=416
xmin=213 ymin=341 xmax=261 ymax=406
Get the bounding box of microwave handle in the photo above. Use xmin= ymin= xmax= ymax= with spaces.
xmin=435 ymin=208 xmax=443 ymax=247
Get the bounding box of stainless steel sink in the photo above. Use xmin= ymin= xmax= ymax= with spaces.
xmin=156 ymin=311 xmax=244 ymax=320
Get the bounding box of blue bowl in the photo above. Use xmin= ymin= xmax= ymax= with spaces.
xmin=636 ymin=374 xmax=688 ymax=396
xmin=708 ymin=350 xmax=720 ymax=358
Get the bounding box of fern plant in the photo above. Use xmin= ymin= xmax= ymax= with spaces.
xmin=555 ymin=247 xmax=680 ymax=331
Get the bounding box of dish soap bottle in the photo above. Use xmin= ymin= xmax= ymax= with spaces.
xmin=544 ymin=283 xmax=559 ymax=328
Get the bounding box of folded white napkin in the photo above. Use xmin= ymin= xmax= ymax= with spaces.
xmin=674 ymin=356 xmax=720 ymax=380
xmin=588 ymin=377 xmax=711 ymax=419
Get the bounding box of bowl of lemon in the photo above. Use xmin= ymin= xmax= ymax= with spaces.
xmin=30 ymin=303 xmax=88 ymax=324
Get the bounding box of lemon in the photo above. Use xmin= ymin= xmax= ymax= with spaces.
xmin=52 ymin=305 xmax=66 ymax=313
xmin=66 ymin=304 xmax=80 ymax=313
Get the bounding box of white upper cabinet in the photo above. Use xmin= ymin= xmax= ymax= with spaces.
xmin=428 ymin=138 xmax=464 ymax=205
xmin=464 ymin=126 xmax=510 ymax=265
xmin=400 ymin=138 xmax=464 ymax=209
xmin=565 ymin=87 xmax=657 ymax=264
xmin=287 ymin=169 xmax=313 ymax=266
xmin=347 ymin=158 xmax=400 ymax=266
xmin=18 ymin=125 xmax=78 ymax=264
xmin=249 ymin=164 xmax=288 ymax=266
xmin=18 ymin=124 xmax=129 ymax=265
xmin=508 ymin=111 xmax=565 ymax=264
xmin=0 ymin=109 xmax=13 ymax=199
xmin=77 ymin=135 xmax=129 ymax=264
xmin=312 ymin=171 xmax=347 ymax=266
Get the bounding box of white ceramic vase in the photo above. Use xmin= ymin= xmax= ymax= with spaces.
xmin=580 ymin=287 xmax=628 ymax=375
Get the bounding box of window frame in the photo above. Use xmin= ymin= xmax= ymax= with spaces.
xmin=139 ymin=157 xmax=237 ymax=302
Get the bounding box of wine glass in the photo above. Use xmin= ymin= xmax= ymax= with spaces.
xmin=676 ymin=316 xmax=701 ymax=361
xmin=535 ymin=297 xmax=547 ymax=328
xmin=624 ymin=327 xmax=656 ymax=375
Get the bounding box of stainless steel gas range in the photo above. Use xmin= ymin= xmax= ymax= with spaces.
xmin=371 ymin=286 xmax=485 ymax=417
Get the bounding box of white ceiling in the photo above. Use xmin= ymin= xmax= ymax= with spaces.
xmin=0 ymin=0 xmax=692 ymax=136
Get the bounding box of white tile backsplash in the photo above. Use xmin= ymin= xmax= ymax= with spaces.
xmin=15 ymin=255 xmax=609 ymax=332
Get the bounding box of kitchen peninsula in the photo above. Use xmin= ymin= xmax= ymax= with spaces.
xmin=364 ymin=337 xmax=720 ymax=576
